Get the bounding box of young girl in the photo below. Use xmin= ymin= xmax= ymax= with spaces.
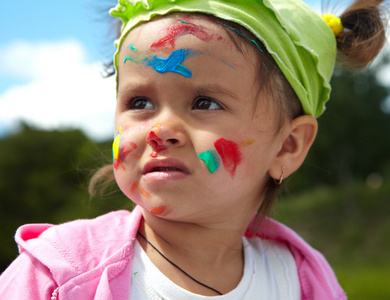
xmin=0 ymin=0 xmax=386 ymax=299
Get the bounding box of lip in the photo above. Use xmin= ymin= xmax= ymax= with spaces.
xmin=142 ymin=158 xmax=190 ymax=182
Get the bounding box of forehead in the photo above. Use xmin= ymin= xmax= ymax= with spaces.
xmin=123 ymin=15 xmax=223 ymax=47
xmin=118 ymin=14 xmax=258 ymax=63
xmin=116 ymin=14 xmax=261 ymax=97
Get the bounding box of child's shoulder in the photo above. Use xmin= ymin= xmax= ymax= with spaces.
xmin=14 ymin=207 xmax=142 ymax=285
xmin=17 ymin=209 xmax=135 ymax=245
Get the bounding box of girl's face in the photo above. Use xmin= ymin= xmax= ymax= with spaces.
xmin=114 ymin=16 xmax=284 ymax=224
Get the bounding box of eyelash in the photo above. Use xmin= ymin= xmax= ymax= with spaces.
xmin=192 ymin=96 xmax=223 ymax=110
xmin=125 ymin=95 xmax=223 ymax=111
xmin=126 ymin=97 xmax=154 ymax=110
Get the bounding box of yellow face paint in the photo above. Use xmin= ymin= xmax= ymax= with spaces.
xmin=112 ymin=126 xmax=122 ymax=160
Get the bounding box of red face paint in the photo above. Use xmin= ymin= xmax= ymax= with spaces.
xmin=146 ymin=131 xmax=167 ymax=157
xmin=214 ymin=138 xmax=242 ymax=177
xmin=150 ymin=21 xmax=214 ymax=51
xmin=150 ymin=206 xmax=166 ymax=216
xmin=114 ymin=142 xmax=138 ymax=171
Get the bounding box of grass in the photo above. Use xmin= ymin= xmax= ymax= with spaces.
xmin=333 ymin=262 xmax=390 ymax=299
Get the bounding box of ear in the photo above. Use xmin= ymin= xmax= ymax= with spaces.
xmin=268 ymin=115 xmax=318 ymax=181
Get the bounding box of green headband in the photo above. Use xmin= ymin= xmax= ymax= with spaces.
xmin=110 ymin=0 xmax=336 ymax=117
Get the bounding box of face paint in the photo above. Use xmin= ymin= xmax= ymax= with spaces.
xmin=222 ymin=24 xmax=278 ymax=70
xmin=112 ymin=126 xmax=138 ymax=170
xmin=131 ymin=182 xmax=151 ymax=198
xmin=220 ymin=60 xmax=236 ymax=69
xmin=128 ymin=43 xmax=140 ymax=52
xmin=214 ymin=138 xmax=242 ymax=177
xmin=150 ymin=21 xmax=215 ymax=51
xmin=239 ymin=139 xmax=255 ymax=147
xmin=150 ymin=206 xmax=166 ymax=216
xmin=151 ymin=123 xmax=161 ymax=135
xmin=198 ymin=150 xmax=220 ymax=173
xmin=125 ymin=48 xmax=194 ymax=78
xmin=112 ymin=126 xmax=122 ymax=160
xmin=146 ymin=49 xmax=194 ymax=77
xmin=146 ymin=131 xmax=167 ymax=158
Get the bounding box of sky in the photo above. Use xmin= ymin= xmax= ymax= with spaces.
xmin=0 ymin=0 xmax=385 ymax=141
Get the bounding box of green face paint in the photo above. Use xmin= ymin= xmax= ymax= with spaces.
xmin=128 ymin=43 xmax=140 ymax=52
xmin=198 ymin=150 xmax=220 ymax=173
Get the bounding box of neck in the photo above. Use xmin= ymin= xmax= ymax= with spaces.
xmin=141 ymin=209 xmax=251 ymax=262
xmin=138 ymin=208 xmax=254 ymax=295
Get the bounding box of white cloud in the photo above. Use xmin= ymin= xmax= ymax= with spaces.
xmin=0 ymin=40 xmax=116 ymax=141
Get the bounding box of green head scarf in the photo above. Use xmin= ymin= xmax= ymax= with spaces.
xmin=110 ymin=0 xmax=337 ymax=117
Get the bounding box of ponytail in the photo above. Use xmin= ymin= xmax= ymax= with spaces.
xmin=337 ymin=0 xmax=388 ymax=68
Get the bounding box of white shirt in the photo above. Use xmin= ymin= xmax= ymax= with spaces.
xmin=130 ymin=237 xmax=300 ymax=299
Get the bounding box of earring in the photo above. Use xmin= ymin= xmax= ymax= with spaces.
xmin=274 ymin=166 xmax=284 ymax=185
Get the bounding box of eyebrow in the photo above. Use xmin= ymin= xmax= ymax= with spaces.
xmin=196 ymin=85 xmax=239 ymax=101
xmin=117 ymin=79 xmax=156 ymax=98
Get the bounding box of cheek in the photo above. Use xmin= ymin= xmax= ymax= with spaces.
xmin=112 ymin=125 xmax=148 ymax=171
xmin=197 ymin=137 xmax=244 ymax=177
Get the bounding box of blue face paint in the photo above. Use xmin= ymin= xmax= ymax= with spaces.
xmin=198 ymin=150 xmax=220 ymax=173
xmin=124 ymin=48 xmax=194 ymax=78
xmin=146 ymin=49 xmax=193 ymax=77
xmin=220 ymin=60 xmax=235 ymax=69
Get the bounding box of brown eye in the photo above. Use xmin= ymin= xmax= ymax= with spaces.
xmin=128 ymin=97 xmax=155 ymax=110
xmin=192 ymin=97 xmax=222 ymax=110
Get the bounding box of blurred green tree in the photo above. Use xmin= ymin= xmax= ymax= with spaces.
xmin=289 ymin=65 xmax=390 ymax=190
xmin=0 ymin=124 xmax=128 ymax=272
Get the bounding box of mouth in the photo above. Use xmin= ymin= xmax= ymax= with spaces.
xmin=142 ymin=159 xmax=190 ymax=175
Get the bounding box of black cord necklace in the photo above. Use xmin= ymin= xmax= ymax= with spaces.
xmin=137 ymin=231 xmax=223 ymax=296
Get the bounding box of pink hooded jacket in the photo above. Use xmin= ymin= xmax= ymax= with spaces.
xmin=0 ymin=206 xmax=346 ymax=299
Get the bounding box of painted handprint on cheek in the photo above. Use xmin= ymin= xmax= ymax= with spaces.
xmin=112 ymin=127 xmax=138 ymax=170
xmin=214 ymin=138 xmax=243 ymax=177
xmin=198 ymin=150 xmax=220 ymax=173
xmin=198 ymin=139 xmax=246 ymax=177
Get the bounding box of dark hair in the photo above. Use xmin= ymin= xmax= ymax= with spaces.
xmin=91 ymin=0 xmax=387 ymax=222
xmin=337 ymin=0 xmax=387 ymax=69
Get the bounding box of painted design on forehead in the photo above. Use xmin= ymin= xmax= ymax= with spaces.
xmin=150 ymin=20 xmax=215 ymax=51
xmin=198 ymin=150 xmax=220 ymax=174
xmin=112 ymin=126 xmax=138 ymax=170
xmin=124 ymin=48 xmax=194 ymax=78
xmin=220 ymin=60 xmax=236 ymax=70
xmin=128 ymin=43 xmax=140 ymax=52
xmin=214 ymin=138 xmax=243 ymax=177
xmin=146 ymin=130 xmax=167 ymax=158
xmin=131 ymin=182 xmax=151 ymax=198
xmin=222 ymin=24 xmax=278 ymax=71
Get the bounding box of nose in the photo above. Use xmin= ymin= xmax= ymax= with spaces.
xmin=146 ymin=122 xmax=187 ymax=157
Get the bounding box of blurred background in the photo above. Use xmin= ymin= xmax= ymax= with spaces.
xmin=1 ymin=0 xmax=389 ymax=298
